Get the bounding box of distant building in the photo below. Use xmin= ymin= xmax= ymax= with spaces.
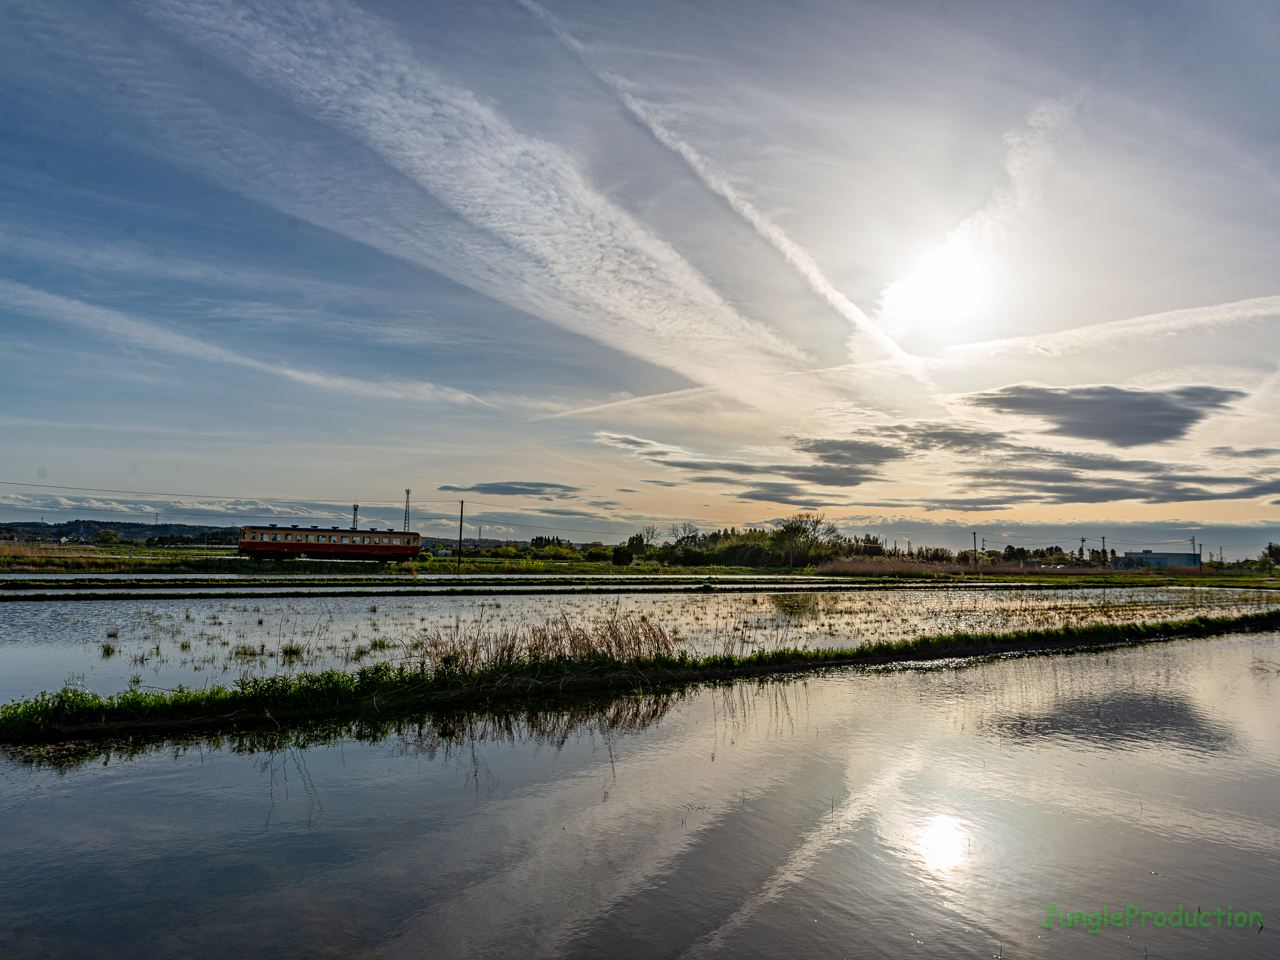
xmin=1119 ymin=550 xmax=1199 ymax=568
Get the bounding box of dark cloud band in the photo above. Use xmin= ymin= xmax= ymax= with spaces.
xmin=962 ymin=383 xmax=1245 ymax=446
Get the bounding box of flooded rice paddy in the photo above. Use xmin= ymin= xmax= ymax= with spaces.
xmin=1 ymin=586 xmax=1277 ymax=703
xmin=4 ymin=630 xmax=1280 ymax=958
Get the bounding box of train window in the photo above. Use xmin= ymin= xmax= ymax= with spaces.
xmin=362 ymin=537 xmax=370 ymax=544
xmin=285 ymin=534 xmax=292 ymax=541
xmin=392 ymin=538 xmax=400 ymax=545
xmin=341 ymin=536 xmax=349 ymax=544
xmin=306 ymin=535 xmax=314 ymax=542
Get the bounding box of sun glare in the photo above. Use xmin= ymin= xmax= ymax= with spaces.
xmin=916 ymin=814 xmax=967 ymax=873
xmin=878 ymin=237 xmax=991 ymax=337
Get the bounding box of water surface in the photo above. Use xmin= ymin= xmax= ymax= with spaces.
xmin=4 ymin=632 xmax=1280 ymax=958
xmin=1 ymin=586 xmax=1275 ymax=703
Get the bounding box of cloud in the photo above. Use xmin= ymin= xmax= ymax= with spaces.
xmin=789 ymin=436 xmax=905 ymax=467
xmin=869 ymin=421 xmax=1016 ymax=455
xmin=516 ymin=0 xmax=919 ymax=377
xmin=943 ymin=295 xmax=1280 ymax=362
xmin=597 ymin=431 xmax=884 ymax=489
xmin=601 ymin=418 xmax=1280 ymax=512
xmin=0 ymin=280 xmax=480 ymax=405
xmin=1208 ymin=446 xmax=1280 ymax=459
xmin=960 ymin=383 xmax=1245 ymax=446
xmin=731 ymin=483 xmax=848 ymax=508
xmin=878 ymin=98 xmax=1076 ymax=338
xmin=135 ymin=0 xmax=812 ymax=407
xmin=438 ymin=482 xmax=584 ymax=498
xmin=926 ymin=464 xmax=1280 ymax=509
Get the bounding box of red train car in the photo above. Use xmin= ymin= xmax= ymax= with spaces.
xmin=239 ymin=524 xmax=421 ymax=560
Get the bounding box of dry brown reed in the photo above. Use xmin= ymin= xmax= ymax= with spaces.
xmin=815 ymin=558 xmax=1210 ymax=577
xmin=0 ymin=542 xmax=99 ymax=558
xmin=403 ymin=608 xmax=679 ymax=674
xmin=817 ymin=558 xmax=967 ymax=577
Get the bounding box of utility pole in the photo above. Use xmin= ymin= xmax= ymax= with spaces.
xmin=1190 ymin=537 xmax=1196 ymax=570
xmin=1101 ymin=536 xmax=1107 ymax=568
xmin=1080 ymin=537 xmax=1086 ymax=563
xmin=972 ymin=531 xmax=977 ymax=567
xmin=404 ymin=489 xmax=410 ymax=532
xmin=457 ymin=500 xmax=464 ymax=574
xmin=352 ymin=504 xmax=359 ymax=530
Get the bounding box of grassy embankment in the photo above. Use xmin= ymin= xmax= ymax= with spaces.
xmin=0 ymin=547 xmax=756 ymax=576
xmin=5 ymin=607 xmax=1280 ymax=744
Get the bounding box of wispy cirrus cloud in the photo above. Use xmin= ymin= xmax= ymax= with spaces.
xmin=942 ymin=295 xmax=1280 ymax=361
xmin=128 ymin=0 xmax=813 ymax=407
xmin=877 ymin=97 xmax=1077 ymax=342
xmin=516 ymin=0 xmax=919 ymax=377
xmin=0 ymin=280 xmax=482 ymax=405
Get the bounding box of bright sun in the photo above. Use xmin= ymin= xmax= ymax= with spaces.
xmin=878 ymin=237 xmax=992 ymax=337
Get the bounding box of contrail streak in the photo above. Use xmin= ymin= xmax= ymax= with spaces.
xmin=517 ymin=0 xmax=924 ymax=379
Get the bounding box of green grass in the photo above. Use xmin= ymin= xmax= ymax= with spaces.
xmin=4 ymin=607 xmax=1280 ymax=744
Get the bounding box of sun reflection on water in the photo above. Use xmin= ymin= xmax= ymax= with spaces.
xmin=916 ymin=814 xmax=967 ymax=873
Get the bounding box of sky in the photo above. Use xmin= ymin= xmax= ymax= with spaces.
xmin=1 ymin=0 xmax=1278 ymax=557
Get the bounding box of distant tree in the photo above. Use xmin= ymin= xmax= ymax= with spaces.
xmin=93 ymin=529 xmax=118 ymax=545
xmin=666 ymin=521 xmax=700 ymax=546
xmin=639 ymin=524 xmax=660 ymax=546
xmin=770 ymin=513 xmax=840 ymax=567
xmin=913 ymin=546 xmax=953 ymax=563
